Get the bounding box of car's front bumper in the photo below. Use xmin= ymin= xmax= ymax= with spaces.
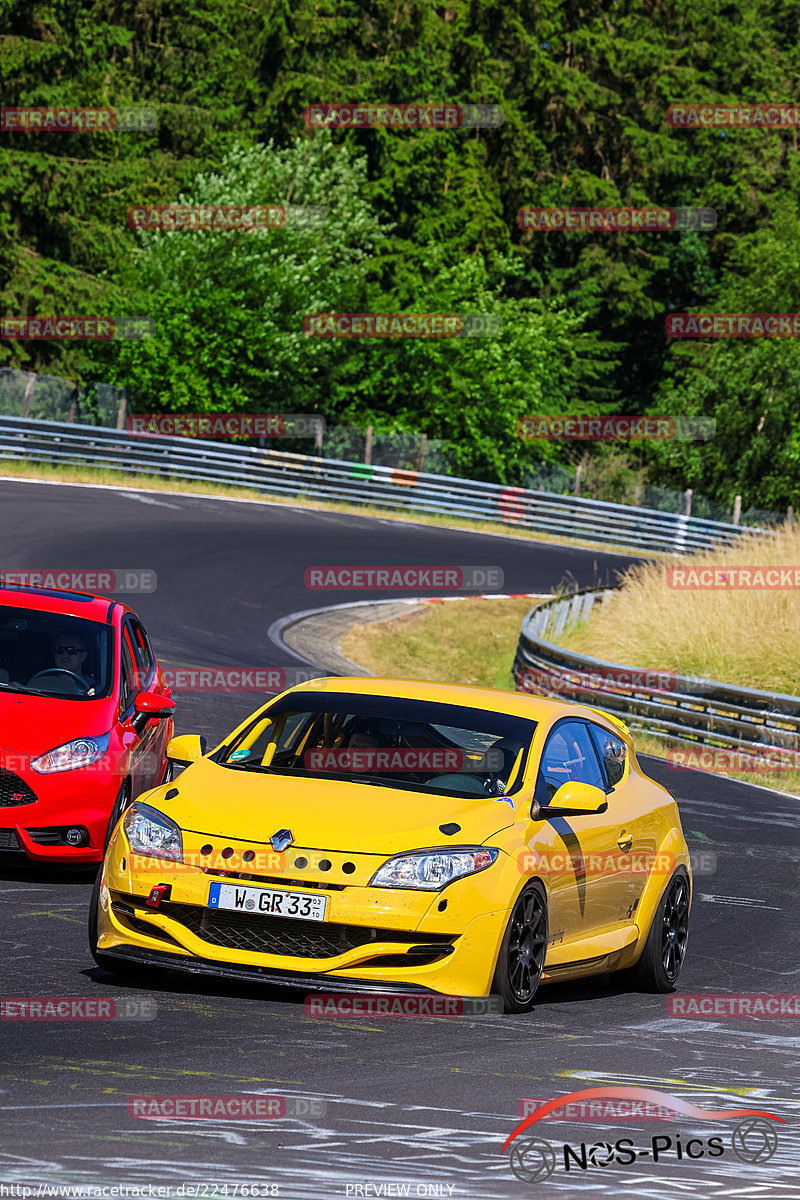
xmin=94 ymin=944 xmax=443 ymax=995
xmin=0 ymin=768 xmax=114 ymax=863
xmin=97 ymin=829 xmax=515 ymax=998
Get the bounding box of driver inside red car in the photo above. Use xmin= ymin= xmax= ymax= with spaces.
xmin=46 ymin=627 xmax=97 ymax=693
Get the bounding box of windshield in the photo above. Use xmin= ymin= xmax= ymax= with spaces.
xmin=0 ymin=606 xmax=114 ymax=699
xmin=216 ymin=692 xmax=538 ymax=798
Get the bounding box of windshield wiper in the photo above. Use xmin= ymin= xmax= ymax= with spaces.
xmin=0 ymin=681 xmax=48 ymax=697
xmin=218 ymin=761 xmax=275 ymax=774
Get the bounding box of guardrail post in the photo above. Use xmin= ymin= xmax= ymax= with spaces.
xmin=684 ymin=488 xmax=692 ymax=517
xmin=364 ymin=425 xmax=373 ymax=466
xmin=551 ymin=600 xmax=569 ymax=641
xmin=674 ymin=514 xmax=688 ymax=554
xmin=20 ymin=372 xmax=35 ymax=418
xmin=579 ymin=592 xmax=595 ymax=623
xmin=733 ymin=495 xmax=741 ymax=525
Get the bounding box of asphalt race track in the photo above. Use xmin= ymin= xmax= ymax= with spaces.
xmin=0 ymin=478 xmax=798 ymax=1199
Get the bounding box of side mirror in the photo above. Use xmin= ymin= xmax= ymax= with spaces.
xmin=539 ymin=781 xmax=608 ymax=817
xmin=132 ymin=690 xmax=176 ymax=733
xmin=134 ymin=691 xmax=177 ymax=718
xmin=166 ymin=733 xmax=207 ymax=766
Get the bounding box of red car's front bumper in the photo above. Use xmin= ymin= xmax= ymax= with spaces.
xmin=1 ymin=760 xmax=124 ymax=864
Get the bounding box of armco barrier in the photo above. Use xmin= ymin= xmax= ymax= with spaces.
xmin=0 ymin=415 xmax=759 ymax=556
xmin=513 ymin=587 xmax=800 ymax=755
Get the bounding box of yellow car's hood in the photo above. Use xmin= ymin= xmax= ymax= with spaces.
xmin=159 ymin=758 xmax=516 ymax=854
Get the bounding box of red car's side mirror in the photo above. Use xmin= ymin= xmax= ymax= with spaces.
xmin=131 ymin=690 xmax=176 ymax=736
xmin=133 ymin=691 xmax=176 ymax=719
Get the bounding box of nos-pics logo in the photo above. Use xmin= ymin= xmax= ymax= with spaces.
xmin=503 ymin=1086 xmax=783 ymax=1183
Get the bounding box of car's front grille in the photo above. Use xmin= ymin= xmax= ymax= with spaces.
xmin=0 ymin=828 xmax=22 ymax=852
xmin=159 ymin=901 xmax=455 ymax=960
xmin=0 ymin=769 xmax=36 ymax=808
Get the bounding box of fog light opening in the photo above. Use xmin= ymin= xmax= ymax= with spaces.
xmin=65 ymin=827 xmax=89 ymax=847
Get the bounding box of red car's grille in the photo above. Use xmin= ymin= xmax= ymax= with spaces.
xmin=155 ymin=901 xmax=455 ymax=960
xmin=0 ymin=769 xmax=36 ymax=808
xmin=0 ymin=828 xmax=22 ymax=851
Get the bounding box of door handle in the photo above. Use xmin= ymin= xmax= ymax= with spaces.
xmin=617 ymin=830 xmax=633 ymax=852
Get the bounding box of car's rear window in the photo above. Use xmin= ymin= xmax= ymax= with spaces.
xmin=0 ymin=606 xmax=114 ymax=699
xmin=217 ymin=692 xmax=538 ymax=799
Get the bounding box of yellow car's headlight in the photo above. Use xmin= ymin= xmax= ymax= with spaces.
xmin=370 ymin=847 xmax=498 ymax=891
xmin=123 ymin=802 xmax=183 ymax=861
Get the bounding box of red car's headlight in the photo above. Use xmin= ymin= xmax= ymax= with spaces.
xmin=30 ymin=733 xmax=110 ymax=774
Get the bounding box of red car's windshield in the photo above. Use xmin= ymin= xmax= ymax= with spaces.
xmin=0 ymin=605 xmax=114 ymax=699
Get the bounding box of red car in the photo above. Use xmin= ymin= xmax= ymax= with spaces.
xmin=0 ymin=583 xmax=175 ymax=864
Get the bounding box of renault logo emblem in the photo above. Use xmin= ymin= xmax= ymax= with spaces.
xmin=270 ymin=828 xmax=294 ymax=851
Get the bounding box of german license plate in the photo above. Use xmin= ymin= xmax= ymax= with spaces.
xmin=207 ymin=882 xmax=327 ymax=922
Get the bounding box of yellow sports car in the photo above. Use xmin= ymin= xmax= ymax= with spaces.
xmin=89 ymin=678 xmax=691 ymax=1012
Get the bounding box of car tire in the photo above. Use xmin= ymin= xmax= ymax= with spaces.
xmin=87 ymin=868 xmax=164 ymax=980
xmin=491 ymin=880 xmax=548 ymax=1013
xmin=616 ymin=867 xmax=690 ymax=993
xmin=103 ymin=781 xmax=131 ymax=853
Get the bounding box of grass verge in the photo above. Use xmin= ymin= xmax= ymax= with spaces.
xmin=340 ymin=597 xmax=537 ymax=691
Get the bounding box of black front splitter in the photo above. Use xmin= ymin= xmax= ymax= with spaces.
xmin=98 ymin=944 xmax=441 ymax=995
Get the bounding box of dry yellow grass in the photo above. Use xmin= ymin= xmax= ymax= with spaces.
xmin=559 ymin=524 xmax=800 ymax=695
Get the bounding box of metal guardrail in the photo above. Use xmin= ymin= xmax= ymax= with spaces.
xmin=0 ymin=414 xmax=759 ymax=556
xmin=513 ymin=587 xmax=800 ymax=756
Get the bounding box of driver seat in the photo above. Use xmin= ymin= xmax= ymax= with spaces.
xmin=8 ymin=631 xmax=52 ymax=684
